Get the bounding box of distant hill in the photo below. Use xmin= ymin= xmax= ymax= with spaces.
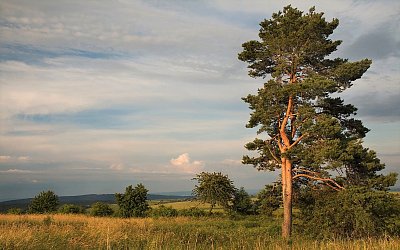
xmin=0 ymin=193 xmax=192 ymax=212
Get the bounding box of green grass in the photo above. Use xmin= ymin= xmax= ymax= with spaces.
xmin=152 ymin=200 xmax=224 ymax=212
xmin=1 ymin=214 xmax=399 ymax=249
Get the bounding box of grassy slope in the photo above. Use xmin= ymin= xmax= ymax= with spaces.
xmin=1 ymin=214 xmax=399 ymax=249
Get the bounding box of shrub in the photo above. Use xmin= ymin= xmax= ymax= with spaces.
xmin=58 ymin=204 xmax=84 ymax=214
xmin=231 ymin=187 xmax=255 ymax=215
xmin=298 ymin=187 xmax=400 ymax=238
xmin=255 ymin=184 xmax=281 ymax=216
xmin=7 ymin=208 xmax=23 ymax=214
xmin=28 ymin=190 xmax=59 ymax=214
xmin=178 ymin=207 xmax=207 ymax=217
xmin=149 ymin=205 xmax=178 ymax=217
xmin=89 ymin=202 xmax=113 ymax=217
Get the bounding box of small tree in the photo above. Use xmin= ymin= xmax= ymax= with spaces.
xmin=256 ymin=183 xmax=282 ymax=216
xmin=231 ymin=187 xmax=254 ymax=215
xmin=192 ymin=172 xmax=236 ymax=213
xmin=28 ymin=190 xmax=59 ymax=214
xmin=90 ymin=202 xmax=113 ymax=217
xmin=115 ymin=183 xmax=149 ymax=218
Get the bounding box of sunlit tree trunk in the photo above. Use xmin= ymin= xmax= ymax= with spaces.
xmin=281 ymin=158 xmax=293 ymax=239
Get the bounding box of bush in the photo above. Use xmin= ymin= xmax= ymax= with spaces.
xmin=231 ymin=187 xmax=255 ymax=215
xmin=178 ymin=207 xmax=207 ymax=217
xmin=28 ymin=190 xmax=59 ymax=214
xmin=149 ymin=205 xmax=178 ymax=217
xmin=89 ymin=202 xmax=114 ymax=217
xmin=7 ymin=208 xmax=23 ymax=214
xmin=298 ymin=187 xmax=400 ymax=238
xmin=254 ymin=184 xmax=281 ymax=216
xmin=58 ymin=204 xmax=84 ymax=214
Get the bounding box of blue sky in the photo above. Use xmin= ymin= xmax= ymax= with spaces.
xmin=0 ymin=0 xmax=399 ymax=201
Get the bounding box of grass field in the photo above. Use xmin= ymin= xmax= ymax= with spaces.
xmin=152 ymin=200 xmax=224 ymax=212
xmin=1 ymin=214 xmax=399 ymax=249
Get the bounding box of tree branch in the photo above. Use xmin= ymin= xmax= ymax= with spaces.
xmin=293 ymin=173 xmax=345 ymax=190
xmin=265 ymin=141 xmax=281 ymax=163
xmin=280 ymin=96 xmax=293 ymax=150
xmin=288 ymin=133 xmax=307 ymax=150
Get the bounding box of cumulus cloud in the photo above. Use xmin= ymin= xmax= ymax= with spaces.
xmin=170 ymin=153 xmax=204 ymax=174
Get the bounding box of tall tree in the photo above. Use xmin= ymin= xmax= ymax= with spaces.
xmin=238 ymin=5 xmax=373 ymax=238
xmin=192 ymin=172 xmax=236 ymax=213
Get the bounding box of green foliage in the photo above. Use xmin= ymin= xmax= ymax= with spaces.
xmin=149 ymin=205 xmax=178 ymax=217
xmin=28 ymin=190 xmax=59 ymax=214
xmin=7 ymin=207 xmax=23 ymax=215
xmin=231 ymin=187 xmax=255 ymax=215
xmin=298 ymin=187 xmax=400 ymax=238
xmin=115 ymin=183 xmax=150 ymax=218
xmin=89 ymin=202 xmax=113 ymax=217
xmin=192 ymin=172 xmax=236 ymax=213
xmin=57 ymin=204 xmax=84 ymax=214
xmin=338 ymin=140 xmax=398 ymax=190
xmin=178 ymin=207 xmax=208 ymax=217
xmin=255 ymin=184 xmax=282 ymax=216
xmin=237 ymin=5 xmax=374 ymax=181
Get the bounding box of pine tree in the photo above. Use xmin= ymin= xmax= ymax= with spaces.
xmin=238 ymin=5 xmax=375 ymax=238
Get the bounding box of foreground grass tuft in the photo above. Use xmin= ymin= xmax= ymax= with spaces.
xmin=0 ymin=214 xmax=399 ymax=249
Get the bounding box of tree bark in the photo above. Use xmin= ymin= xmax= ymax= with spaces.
xmin=281 ymin=157 xmax=293 ymax=239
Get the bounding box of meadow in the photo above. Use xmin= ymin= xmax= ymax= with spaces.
xmin=1 ymin=213 xmax=399 ymax=249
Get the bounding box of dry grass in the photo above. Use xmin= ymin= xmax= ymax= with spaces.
xmin=0 ymin=214 xmax=399 ymax=249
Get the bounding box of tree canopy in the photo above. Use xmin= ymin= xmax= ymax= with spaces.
xmin=192 ymin=172 xmax=236 ymax=213
xmin=115 ymin=183 xmax=149 ymax=218
xmin=28 ymin=190 xmax=59 ymax=214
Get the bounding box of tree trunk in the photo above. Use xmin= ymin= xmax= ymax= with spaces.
xmin=281 ymin=157 xmax=293 ymax=239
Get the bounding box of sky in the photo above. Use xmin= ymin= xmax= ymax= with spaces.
xmin=0 ymin=0 xmax=399 ymax=201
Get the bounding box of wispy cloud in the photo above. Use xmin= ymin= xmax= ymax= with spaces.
xmin=0 ymin=155 xmax=11 ymax=161
xmin=0 ymin=168 xmax=32 ymax=173
xmin=109 ymin=163 xmax=125 ymax=171
xmin=0 ymin=0 xmax=399 ymax=199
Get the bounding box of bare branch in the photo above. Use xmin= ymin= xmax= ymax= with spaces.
xmin=288 ymin=133 xmax=307 ymax=150
xmin=293 ymin=173 xmax=345 ymax=190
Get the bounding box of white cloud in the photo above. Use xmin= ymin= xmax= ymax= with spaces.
xmin=0 ymin=168 xmax=32 ymax=173
xmin=0 ymin=155 xmax=11 ymax=161
xmin=109 ymin=163 xmax=125 ymax=171
xmin=170 ymin=153 xmax=204 ymax=174
xmin=17 ymin=156 xmax=30 ymax=161
xmin=0 ymin=0 xmax=399 ymax=197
